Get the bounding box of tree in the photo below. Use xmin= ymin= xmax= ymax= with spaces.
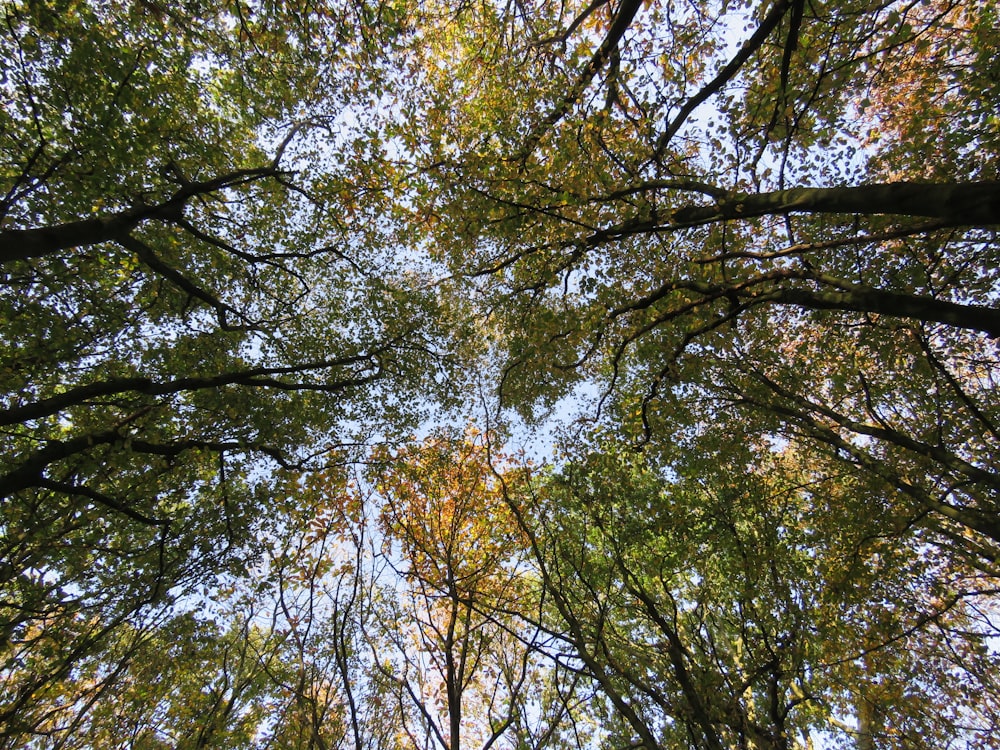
xmin=260 ymin=459 xmax=402 ymax=750
xmin=50 ymin=612 xmax=281 ymax=750
xmin=5 ymin=1 xmax=1000 ymax=748
xmin=370 ymin=429 xmax=547 ymax=750
xmin=1 ymin=2 xmax=449 ymax=744
xmin=524 ymin=440 xmax=1000 ymax=749
xmin=396 ymin=0 xmax=1000 ymax=567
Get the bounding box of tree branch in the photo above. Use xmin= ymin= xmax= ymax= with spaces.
xmin=0 ymin=352 xmax=379 ymax=427
xmin=0 ymin=166 xmax=282 ymax=263
xmin=655 ymin=0 xmax=795 ymax=155
xmin=669 ymin=182 xmax=1000 ymax=228
xmin=516 ymin=0 xmax=646 ymax=162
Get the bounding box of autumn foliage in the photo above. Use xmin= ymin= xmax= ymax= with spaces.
xmin=2 ymin=0 xmax=1000 ymax=748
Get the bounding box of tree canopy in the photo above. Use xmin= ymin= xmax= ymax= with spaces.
xmin=2 ymin=0 xmax=998 ymax=748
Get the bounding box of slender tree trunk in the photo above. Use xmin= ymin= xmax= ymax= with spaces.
xmin=856 ymin=696 xmax=878 ymax=750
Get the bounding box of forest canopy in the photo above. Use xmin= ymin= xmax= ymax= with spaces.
xmin=1 ymin=0 xmax=998 ymax=748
